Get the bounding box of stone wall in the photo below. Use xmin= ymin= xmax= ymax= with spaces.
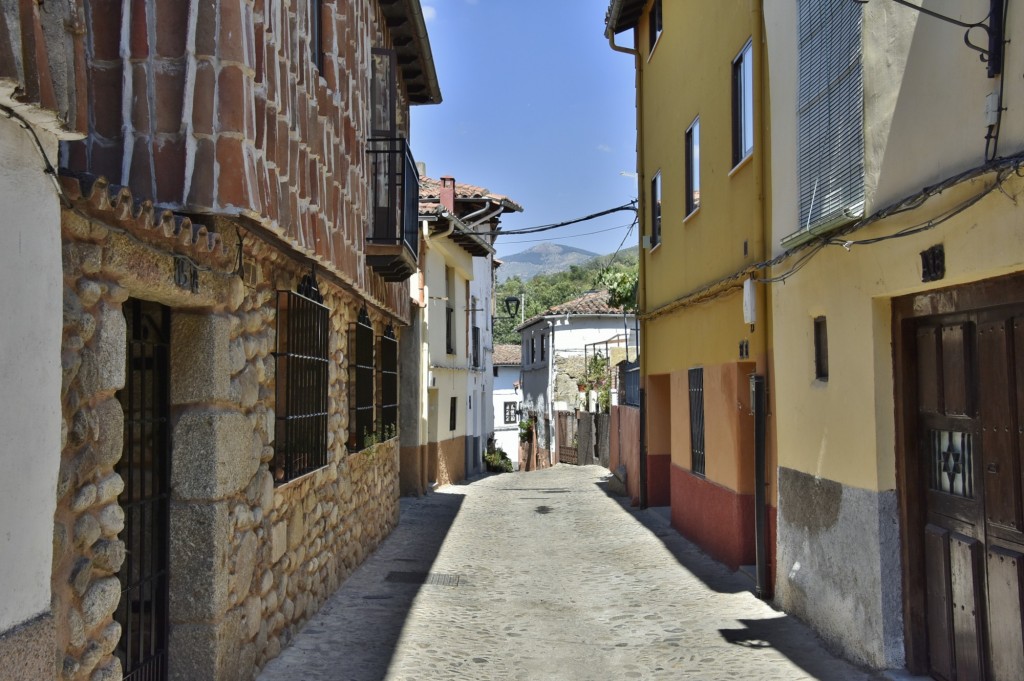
xmin=54 ymin=201 xmax=402 ymax=681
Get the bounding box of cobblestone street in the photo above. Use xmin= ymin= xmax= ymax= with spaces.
xmin=257 ymin=465 xmax=891 ymax=681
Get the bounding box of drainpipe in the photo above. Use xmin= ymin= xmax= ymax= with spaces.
xmin=753 ymin=0 xmax=772 ymax=598
xmin=465 ymin=205 xmax=503 ymax=229
xmin=547 ymin=319 xmax=555 ymax=465
xmin=423 ymin=214 xmax=456 ymax=242
xmin=751 ymin=374 xmax=769 ymax=599
xmin=607 ymin=22 xmax=646 ymax=508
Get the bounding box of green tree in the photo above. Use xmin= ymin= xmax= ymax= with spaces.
xmin=492 ymin=248 xmax=639 ymax=345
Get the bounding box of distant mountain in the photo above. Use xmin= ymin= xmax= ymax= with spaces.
xmin=496 ymin=243 xmax=600 ymax=283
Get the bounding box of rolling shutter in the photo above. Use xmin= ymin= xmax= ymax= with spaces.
xmin=797 ymin=0 xmax=865 ymax=231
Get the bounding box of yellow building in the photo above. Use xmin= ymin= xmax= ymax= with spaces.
xmin=606 ymin=0 xmax=775 ymax=581
xmin=765 ymin=0 xmax=1024 ymax=674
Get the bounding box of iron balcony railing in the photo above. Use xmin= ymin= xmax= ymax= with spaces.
xmin=368 ymin=137 xmax=419 ymax=263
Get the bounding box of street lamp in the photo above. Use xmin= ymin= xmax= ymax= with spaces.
xmin=503 ymin=295 xmax=521 ymax=320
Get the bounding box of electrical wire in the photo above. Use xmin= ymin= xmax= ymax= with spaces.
xmin=2 ymin=101 xmax=240 ymax=279
xmin=498 ymin=220 xmax=635 ymax=245
xmin=642 ymin=150 xmax=1024 ymax=321
xmin=0 ymin=102 xmax=72 ymax=208
xmin=478 ymin=201 xmax=637 ymax=237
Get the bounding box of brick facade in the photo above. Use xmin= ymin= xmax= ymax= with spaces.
xmin=64 ymin=0 xmax=423 ymax=320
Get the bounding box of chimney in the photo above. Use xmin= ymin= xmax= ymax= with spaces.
xmin=440 ymin=176 xmax=455 ymax=213
xmin=416 ymin=161 xmax=427 ymax=177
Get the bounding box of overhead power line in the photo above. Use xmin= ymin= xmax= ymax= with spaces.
xmin=480 ymin=201 xmax=637 ymax=237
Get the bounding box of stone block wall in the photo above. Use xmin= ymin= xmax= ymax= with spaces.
xmin=54 ymin=194 xmax=403 ymax=681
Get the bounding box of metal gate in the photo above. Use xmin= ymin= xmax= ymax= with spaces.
xmin=556 ymin=410 xmax=578 ymax=464
xmin=115 ymin=299 xmax=171 ymax=681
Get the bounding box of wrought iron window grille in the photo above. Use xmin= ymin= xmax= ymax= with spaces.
xmin=689 ymin=367 xmax=706 ymax=476
xmin=273 ymin=281 xmax=330 ymax=483
xmin=378 ymin=325 xmax=399 ymax=439
xmin=349 ymin=307 xmax=376 ymax=450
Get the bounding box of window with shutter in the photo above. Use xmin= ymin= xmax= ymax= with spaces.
xmin=794 ymin=0 xmax=864 ymax=239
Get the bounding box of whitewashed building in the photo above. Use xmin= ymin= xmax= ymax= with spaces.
xmin=519 ymin=290 xmax=637 ymax=466
xmin=491 ymin=344 xmax=523 ymax=466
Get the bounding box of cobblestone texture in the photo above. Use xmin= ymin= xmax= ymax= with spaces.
xmin=258 ymin=465 xmax=908 ymax=681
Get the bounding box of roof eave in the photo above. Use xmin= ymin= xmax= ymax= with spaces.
xmin=380 ymin=0 xmax=443 ymax=105
xmin=605 ymin=0 xmax=645 ymax=35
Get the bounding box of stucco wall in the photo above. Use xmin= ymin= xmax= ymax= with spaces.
xmin=492 ymin=365 xmax=521 ymax=465
xmin=763 ymin=0 xmax=1024 ymax=669
xmin=0 ymin=114 xmax=62 ymax=643
xmin=776 ymin=467 xmax=904 ymax=669
xmin=638 ymin=0 xmax=766 ymax=311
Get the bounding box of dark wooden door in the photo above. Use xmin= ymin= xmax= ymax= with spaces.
xmin=115 ymin=299 xmax=171 ymax=681
xmin=914 ymin=308 xmax=1024 ymax=681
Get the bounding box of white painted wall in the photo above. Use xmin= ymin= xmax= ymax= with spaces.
xmin=492 ymin=364 xmax=521 ymax=466
xmin=0 ymin=114 xmax=63 ymax=631
xmin=469 ymin=250 xmax=495 ymax=471
xmin=519 ymin=314 xmax=636 ymax=453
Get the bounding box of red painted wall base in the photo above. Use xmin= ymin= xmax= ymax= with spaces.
xmin=647 ymin=453 xmax=671 ymax=507
xmin=670 ymin=463 xmax=762 ymax=572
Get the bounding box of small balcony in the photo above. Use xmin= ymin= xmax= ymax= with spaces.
xmin=367 ymin=137 xmax=420 ymax=282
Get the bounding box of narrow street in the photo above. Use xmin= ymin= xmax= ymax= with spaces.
xmin=258 ymin=466 xmax=882 ymax=681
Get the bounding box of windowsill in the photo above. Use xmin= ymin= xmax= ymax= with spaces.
xmin=729 ymin=153 xmax=753 ymax=177
xmin=273 ymin=463 xmax=327 ymax=489
xmin=780 ymin=207 xmax=862 ymax=249
xmin=648 ymin=241 xmax=662 ymax=254
xmin=683 ymin=206 xmax=701 ymax=224
xmin=647 ymin=33 xmax=663 ymax=62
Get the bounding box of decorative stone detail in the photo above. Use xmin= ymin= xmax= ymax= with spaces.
xmin=56 ymin=181 xmax=404 ymax=681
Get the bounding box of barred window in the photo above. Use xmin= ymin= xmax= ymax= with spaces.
xmin=273 ymin=277 xmax=330 ymax=483
xmin=688 ymin=367 xmax=706 ymax=476
xmin=378 ymin=325 xmax=398 ymax=437
xmin=349 ymin=308 xmax=375 ymax=450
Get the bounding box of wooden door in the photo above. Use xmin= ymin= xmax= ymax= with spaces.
xmin=912 ymin=308 xmax=1024 ymax=681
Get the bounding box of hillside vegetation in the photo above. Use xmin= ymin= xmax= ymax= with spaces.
xmin=493 ymin=247 xmax=638 ymax=345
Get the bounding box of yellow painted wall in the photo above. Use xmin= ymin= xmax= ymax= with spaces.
xmin=765 ymin=0 xmax=1024 ymax=493
xmin=634 ymin=0 xmax=772 ymax=499
xmin=640 ymin=0 xmax=765 ymax=311
xmin=771 ymin=179 xmax=1024 ymax=492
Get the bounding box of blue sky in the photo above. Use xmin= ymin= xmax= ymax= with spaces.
xmin=410 ymin=0 xmax=638 ymax=259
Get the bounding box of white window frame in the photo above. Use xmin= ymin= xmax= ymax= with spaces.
xmin=732 ymin=39 xmax=754 ymax=168
xmin=650 ymin=170 xmax=662 ymax=247
xmin=647 ymin=0 xmax=663 ymax=58
xmin=685 ymin=117 xmax=700 ymax=217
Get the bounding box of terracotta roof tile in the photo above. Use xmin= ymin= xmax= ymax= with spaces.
xmin=549 ymin=289 xmax=623 ymax=316
xmin=517 ymin=290 xmax=625 ymax=330
xmin=493 ymin=344 xmax=522 ymax=366
xmin=419 ymin=175 xmax=523 ymax=212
